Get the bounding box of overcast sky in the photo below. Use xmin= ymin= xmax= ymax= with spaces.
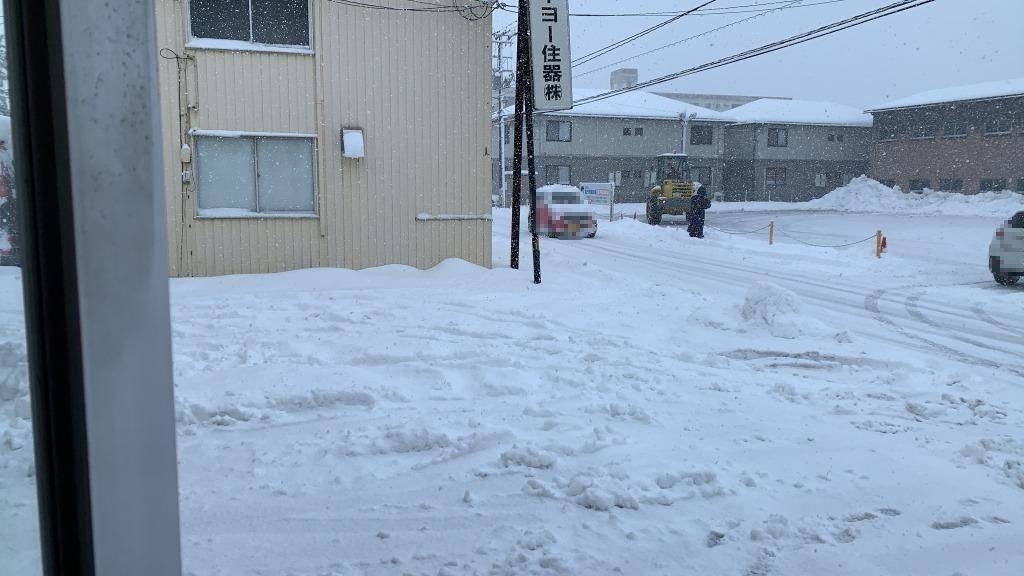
xmin=494 ymin=0 xmax=1024 ymax=108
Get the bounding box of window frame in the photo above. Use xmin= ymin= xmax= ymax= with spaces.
xmin=983 ymin=117 xmax=1013 ymax=136
xmin=765 ymin=166 xmax=787 ymax=187
xmin=186 ymin=0 xmax=314 ymax=55
xmin=942 ymin=120 xmax=968 ymax=139
xmin=544 ymin=164 xmax=571 ymax=185
xmin=938 ymin=178 xmax=963 ymax=192
xmin=910 ymin=124 xmax=936 ymax=140
xmin=767 ymin=127 xmax=788 ymax=147
xmin=545 ymin=120 xmax=572 ymax=142
xmin=980 ymin=178 xmax=1008 ymax=192
xmin=5 ymin=0 xmax=184 ymax=573
xmin=634 ymin=127 xmax=644 ymax=137
xmin=192 ymin=130 xmax=319 ymax=219
xmin=689 ymin=124 xmax=714 ymax=146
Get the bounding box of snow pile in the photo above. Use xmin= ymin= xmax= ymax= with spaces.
xmin=806 ymin=176 xmax=1024 ymax=217
xmin=741 ymin=282 xmax=833 ymax=339
xmin=0 ymin=341 xmax=33 ymax=473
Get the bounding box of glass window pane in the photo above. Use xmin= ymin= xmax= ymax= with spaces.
xmin=190 ymin=0 xmax=251 ymax=42
xmin=256 ymin=138 xmax=315 ymax=213
xmin=558 ymin=121 xmax=571 ymax=141
xmin=1 ymin=96 xmax=41 ymax=576
xmin=196 ymin=136 xmax=256 ymax=213
xmin=252 ymin=0 xmax=310 ymax=46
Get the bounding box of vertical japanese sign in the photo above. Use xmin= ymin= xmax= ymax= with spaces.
xmin=530 ymin=0 xmax=573 ymax=111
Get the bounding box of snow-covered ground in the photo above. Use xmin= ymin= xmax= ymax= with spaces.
xmin=2 ymin=195 xmax=1024 ymax=575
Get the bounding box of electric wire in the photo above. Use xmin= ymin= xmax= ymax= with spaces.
xmin=499 ymin=0 xmax=850 ymax=17
xmin=574 ymin=0 xmax=805 ymax=79
xmin=569 ymin=0 xmax=939 ymax=109
xmin=571 ymin=1 xmax=718 ymax=67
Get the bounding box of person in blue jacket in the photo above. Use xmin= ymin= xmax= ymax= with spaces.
xmin=687 ymin=185 xmax=711 ymax=238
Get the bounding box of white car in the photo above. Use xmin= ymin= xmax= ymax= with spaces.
xmin=537 ymin=185 xmax=597 ymax=239
xmin=989 ymin=211 xmax=1024 ymax=286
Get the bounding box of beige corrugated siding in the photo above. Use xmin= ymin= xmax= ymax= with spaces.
xmin=155 ymin=0 xmax=491 ymax=277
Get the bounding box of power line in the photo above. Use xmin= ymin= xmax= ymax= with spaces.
xmin=572 ymin=1 xmax=717 ymax=67
xmin=327 ymin=0 xmax=499 ymax=20
xmin=575 ymin=0 xmax=805 ymax=78
xmin=570 ymin=0 xmax=939 ymax=109
xmin=497 ymin=0 xmax=850 ymax=17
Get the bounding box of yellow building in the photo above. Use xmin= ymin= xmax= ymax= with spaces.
xmin=156 ymin=0 xmax=493 ymax=277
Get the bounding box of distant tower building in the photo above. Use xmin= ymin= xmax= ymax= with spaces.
xmin=610 ymin=68 xmax=638 ymax=90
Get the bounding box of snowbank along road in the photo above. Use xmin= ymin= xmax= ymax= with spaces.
xmin=2 ymin=197 xmax=1024 ymax=575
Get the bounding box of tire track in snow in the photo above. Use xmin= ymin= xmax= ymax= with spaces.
xmin=971 ymin=302 xmax=1024 ymax=338
xmin=904 ymin=291 xmax=1024 ymax=358
xmin=866 ymin=289 xmax=1024 ymax=377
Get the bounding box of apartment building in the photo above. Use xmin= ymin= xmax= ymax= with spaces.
xmin=496 ymin=90 xmax=735 ymax=202
xmin=722 ymin=99 xmax=873 ymax=202
xmin=867 ymin=78 xmax=1024 ymax=194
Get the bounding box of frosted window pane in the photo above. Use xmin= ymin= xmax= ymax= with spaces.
xmin=190 ymin=0 xmax=250 ymax=42
xmin=252 ymin=0 xmax=310 ymax=46
xmin=256 ymin=138 xmax=315 ymax=213
xmin=197 ymin=137 xmax=256 ymax=211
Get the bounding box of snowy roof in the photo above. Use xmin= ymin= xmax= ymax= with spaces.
xmin=500 ymin=89 xmax=734 ymax=122
xmin=867 ymin=78 xmax=1024 ymax=112
xmin=727 ymin=98 xmax=872 ymax=127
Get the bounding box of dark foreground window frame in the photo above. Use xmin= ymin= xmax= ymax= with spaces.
xmin=5 ymin=0 xmax=182 ymax=574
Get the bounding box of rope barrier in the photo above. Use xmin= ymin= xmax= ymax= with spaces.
xmin=706 ymin=223 xmax=773 ymax=235
xmin=704 ymin=216 xmax=882 ymax=251
xmin=774 ymin=231 xmax=878 ymax=248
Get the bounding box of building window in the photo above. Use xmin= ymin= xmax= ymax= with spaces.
xmin=827 ymin=134 xmax=835 ymax=142
xmin=942 ymin=120 xmax=967 ymax=138
xmin=767 ymin=127 xmax=788 ymax=147
xmin=503 ymin=122 xmax=511 ymax=145
xmin=980 ymin=178 xmax=1008 ymax=192
xmin=910 ymin=124 xmax=936 ymax=139
xmin=984 ymin=117 xmax=1012 ymax=135
xmin=908 ymin=179 xmax=931 ymax=192
xmin=635 ymin=127 xmax=644 ymax=137
xmin=1017 ymin=178 xmax=1024 ymax=193
xmin=189 ymin=0 xmax=311 ymax=48
xmin=765 ymin=167 xmax=786 ymax=187
xmin=693 ymin=166 xmax=712 ymax=187
xmin=690 ymin=125 xmax=713 ymax=146
xmin=878 ymin=179 xmax=897 ymax=189
xmin=938 ymin=178 xmax=963 ymax=191
xmin=546 ymin=120 xmax=572 ymax=142
xmin=623 ymin=127 xmax=632 ymax=136
xmin=878 ymin=126 xmax=897 ymax=141
xmin=195 ymin=134 xmax=316 ymax=216
xmin=632 ymin=170 xmax=643 ymax=180
xmin=837 ymin=134 xmax=844 ymax=142
xmin=545 ymin=165 xmax=571 ymax=185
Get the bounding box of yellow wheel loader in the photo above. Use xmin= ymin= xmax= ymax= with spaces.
xmin=646 ymin=153 xmax=694 ymax=226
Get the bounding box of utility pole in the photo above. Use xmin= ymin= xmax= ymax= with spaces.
xmin=493 ymin=30 xmax=514 ymax=208
xmin=509 ymin=13 xmax=526 ymax=270
xmin=510 ymin=0 xmax=541 ymax=284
